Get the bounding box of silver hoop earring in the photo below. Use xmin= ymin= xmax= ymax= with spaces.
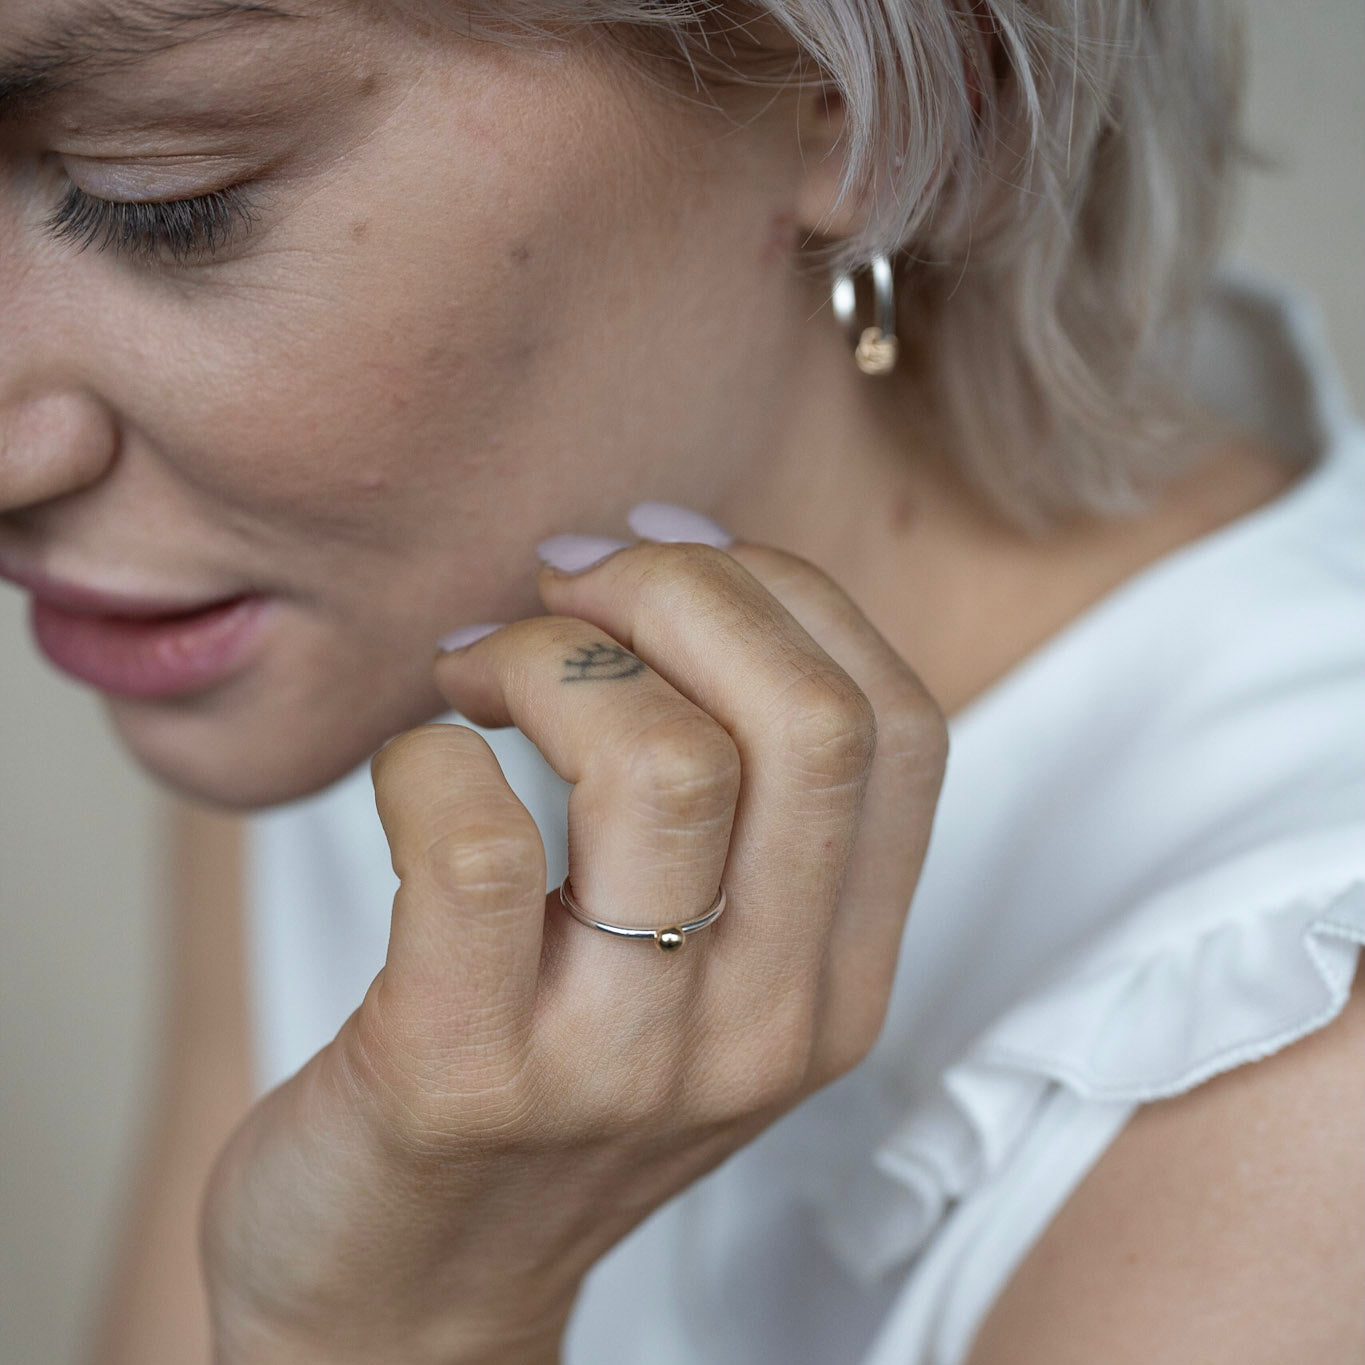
xmin=830 ymin=253 xmax=899 ymax=376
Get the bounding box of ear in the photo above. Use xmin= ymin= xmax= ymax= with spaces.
xmin=792 ymin=42 xmax=989 ymax=245
xmin=793 ymin=86 xmax=868 ymax=243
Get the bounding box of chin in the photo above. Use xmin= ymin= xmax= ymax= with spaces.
xmin=99 ymin=668 xmax=455 ymax=812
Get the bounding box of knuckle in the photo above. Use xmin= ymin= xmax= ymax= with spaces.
xmin=774 ymin=670 xmax=878 ymax=787
xmin=641 ymin=538 xmax=735 ymax=577
xmin=877 ymin=680 xmax=950 ymax=777
xmin=624 ymin=715 xmax=742 ymax=820
xmin=418 ymin=821 xmax=543 ymax=902
xmin=635 ymin=540 xmax=749 ymax=610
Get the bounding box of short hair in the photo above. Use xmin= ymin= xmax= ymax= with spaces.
xmin=401 ymin=1 xmax=1248 ymax=530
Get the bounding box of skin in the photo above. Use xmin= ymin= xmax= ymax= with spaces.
xmin=205 ymin=541 xmax=948 ymax=1362
xmin=0 ymin=0 xmax=1295 ymax=806
xmin=0 ymin=0 xmax=852 ymax=806
xmin=3 ymin=1 xmax=1358 ymax=1362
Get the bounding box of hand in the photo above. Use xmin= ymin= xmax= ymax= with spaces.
xmin=200 ymin=533 xmax=947 ymax=1364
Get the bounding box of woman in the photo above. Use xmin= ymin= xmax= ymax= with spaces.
xmin=1 ymin=0 xmax=1360 ymax=1360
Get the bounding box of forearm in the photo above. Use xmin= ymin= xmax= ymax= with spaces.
xmin=89 ymin=802 xmax=254 ymax=1365
xmin=84 ymin=1117 xmax=219 ymax=1365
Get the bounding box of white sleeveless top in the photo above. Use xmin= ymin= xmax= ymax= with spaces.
xmin=244 ymin=268 xmax=1365 ymax=1365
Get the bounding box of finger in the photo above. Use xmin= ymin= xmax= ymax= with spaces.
xmin=432 ymin=615 xmax=739 ymax=1016
xmin=532 ymin=542 xmax=879 ymax=1014
xmin=369 ymin=724 xmax=547 ymax=1059
xmin=723 ymin=542 xmax=948 ymax=1078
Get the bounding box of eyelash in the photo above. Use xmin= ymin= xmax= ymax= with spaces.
xmin=42 ymin=179 xmax=257 ymax=264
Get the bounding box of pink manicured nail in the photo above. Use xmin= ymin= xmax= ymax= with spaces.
xmin=536 ymin=534 xmax=633 ymax=574
xmin=627 ymin=501 xmax=733 ymax=548
xmin=436 ymin=622 xmax=504 ymax=653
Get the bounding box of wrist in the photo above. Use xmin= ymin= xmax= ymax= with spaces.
xmin=201 ymin=1082 xmax=578 ymax=1365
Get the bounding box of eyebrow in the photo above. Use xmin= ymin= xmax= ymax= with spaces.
xmin=0 ymin=1 xmax=308 ymax=121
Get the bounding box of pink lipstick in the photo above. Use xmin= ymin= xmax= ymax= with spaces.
xmin=0 ymin=555 xmax=276 ymax=698
xmin=27 ymin=592 xmax=276 ymax=698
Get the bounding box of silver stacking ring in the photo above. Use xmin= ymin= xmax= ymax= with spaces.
xmin=557 ymin=875 xmax=727 ymax=952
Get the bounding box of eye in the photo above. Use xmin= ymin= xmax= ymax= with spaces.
xmin=42 ymin=177 xmax=257 ymax=265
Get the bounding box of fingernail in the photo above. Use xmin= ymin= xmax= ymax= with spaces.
xmin=436 ymin=621 xmax=505 ymax=653
xmin=627 ymin=501 xmax=733 ymax=548
xmin=536 ymin=534 xmax=633 ymax=574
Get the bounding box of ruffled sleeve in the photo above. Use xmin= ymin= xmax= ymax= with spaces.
xmin=814 ymin=827 xmax=1365 ymax=1287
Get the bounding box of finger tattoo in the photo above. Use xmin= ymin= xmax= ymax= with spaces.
xmin=560 ymin=641 xmax=647 ymax=683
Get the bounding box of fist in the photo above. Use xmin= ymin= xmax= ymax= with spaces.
xmin=202 ymin=532 xmax=947 ymax=1365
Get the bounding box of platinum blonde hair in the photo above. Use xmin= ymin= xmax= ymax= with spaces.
xmin=407 ymin=0 xmax=1248 ymax=530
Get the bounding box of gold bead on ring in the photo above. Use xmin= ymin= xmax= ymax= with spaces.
xmin=557 ymin=876 xmax=727 ymax=951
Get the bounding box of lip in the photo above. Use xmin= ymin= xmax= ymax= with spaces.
xmin=27 ymin=592 xmax=277 ymax=698
xmin=0 ymin=552 xmax=245 ymax=619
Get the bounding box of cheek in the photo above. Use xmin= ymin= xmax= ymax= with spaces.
xmin=74 ymin=51 xmax=806 ymax=808
xmin=111 ymin=189 xmax=572 ymax=563
xmin=107 ymin=44 xmax=798 ymax=591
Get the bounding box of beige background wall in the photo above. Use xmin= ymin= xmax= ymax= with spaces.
xmin=2 ymin=4 xmax=1362 ymax=1361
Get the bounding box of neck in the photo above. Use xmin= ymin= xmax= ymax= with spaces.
xmin=715 ymin=321 xmax=1299 ymax=718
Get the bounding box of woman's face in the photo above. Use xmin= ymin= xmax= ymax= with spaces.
xmin=0 ymin=0 xmax=836 ymax=807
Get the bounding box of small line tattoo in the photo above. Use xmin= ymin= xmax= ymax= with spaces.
xmin=561 ymin=641 xmax=647 ymax=683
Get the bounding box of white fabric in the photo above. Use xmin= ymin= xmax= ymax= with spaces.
xmin=243 ymin=267 xmax=1365 ymax=1365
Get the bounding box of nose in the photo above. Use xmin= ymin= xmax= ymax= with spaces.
xmin=0 ymin=387 xmax=118 ymax=513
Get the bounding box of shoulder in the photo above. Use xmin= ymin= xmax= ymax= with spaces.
xmin=965 ymin=964 xmax=1365 ymax=1365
